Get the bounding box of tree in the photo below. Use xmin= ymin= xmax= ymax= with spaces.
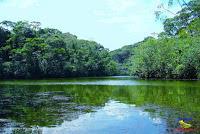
xmin=0 ymin=20 xmax=117 ymax=79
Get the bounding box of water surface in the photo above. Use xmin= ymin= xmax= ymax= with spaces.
xmin=0 ymin=77 xmax=199 ymax=134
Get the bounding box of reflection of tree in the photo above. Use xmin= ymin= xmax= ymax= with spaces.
xmin=0 ymin=84 xmax=200 ymax=133
xmin=112 ymin=85 xmax=200 ymax=133
xmin=0 ymin=85 xmax=113 ymax=129
xmin=111 ymin=86 xmax=200 ymax=113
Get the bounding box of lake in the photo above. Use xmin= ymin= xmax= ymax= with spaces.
xmin=0 ymin=77 xmax=199 ymax=134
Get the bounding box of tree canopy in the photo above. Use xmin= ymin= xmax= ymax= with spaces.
xmin=0 ymin=21 xmax=117 ymax=79
xmin=113 ymin=0 xmax=200 ymax=79
xmin=0 ymin=0 xmax=199 ymax=79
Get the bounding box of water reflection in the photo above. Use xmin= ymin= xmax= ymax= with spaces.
xmin=0 ymin=78 xmax=200 ymax=133
xmin=42 ymin=101 xmax=166 ymax=134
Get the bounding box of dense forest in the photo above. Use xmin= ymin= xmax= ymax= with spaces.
xmin=0 ymin=0 xmax=199 ymax=79
xmin=112 ymin=0 xmax=200 ymax=79
xmin=0 ymin=21 xmax=117 ymax=79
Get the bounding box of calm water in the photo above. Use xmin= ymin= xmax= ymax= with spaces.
xmin=0 ymin=77 xmax=200 ymax=134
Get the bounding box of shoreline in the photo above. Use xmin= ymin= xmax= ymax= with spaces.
xmin=0 ymin=75 xmax=200 ymax=81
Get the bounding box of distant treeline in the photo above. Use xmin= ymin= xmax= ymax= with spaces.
xmin=0 ymin=21 xmax=117 ymax=79
xmin=111 ymin=0 xmax=200 ymax=79
xmin=1 ymin=0 xmax=199 ymax=79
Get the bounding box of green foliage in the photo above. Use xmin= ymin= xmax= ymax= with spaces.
xmin=163 ymin=0 xmax=200 ymax=36
xmin=110 ymin=43 xmax=140 ymax=75
xmin=0 ymin=21 xmax=116 ymax=79
xmin=130 ymin=40 xmax=200 ymax=79
xmin=112 ymin=0 xmax=200 ymax=79
xmin=130 ymin=37 xmax=200 ymax=79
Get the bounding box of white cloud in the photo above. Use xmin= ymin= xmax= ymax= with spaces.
xmin=152 ymin=117 xmax=162 ymax=124
xmin=105 ymin=0 xmax=136 ymax=12
xmin=98 ymin=16 xmax=134 ymax=24
xmin=94 ymin=0 xmax=164 ymax=36
xmin=1 ymin=0 xmax=39 ymax=8
xmin=94 ymin=0 xmax=151 ymax=24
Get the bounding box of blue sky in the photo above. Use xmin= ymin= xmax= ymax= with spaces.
xmin=0 ymin=0 xmax=180 ymax=50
